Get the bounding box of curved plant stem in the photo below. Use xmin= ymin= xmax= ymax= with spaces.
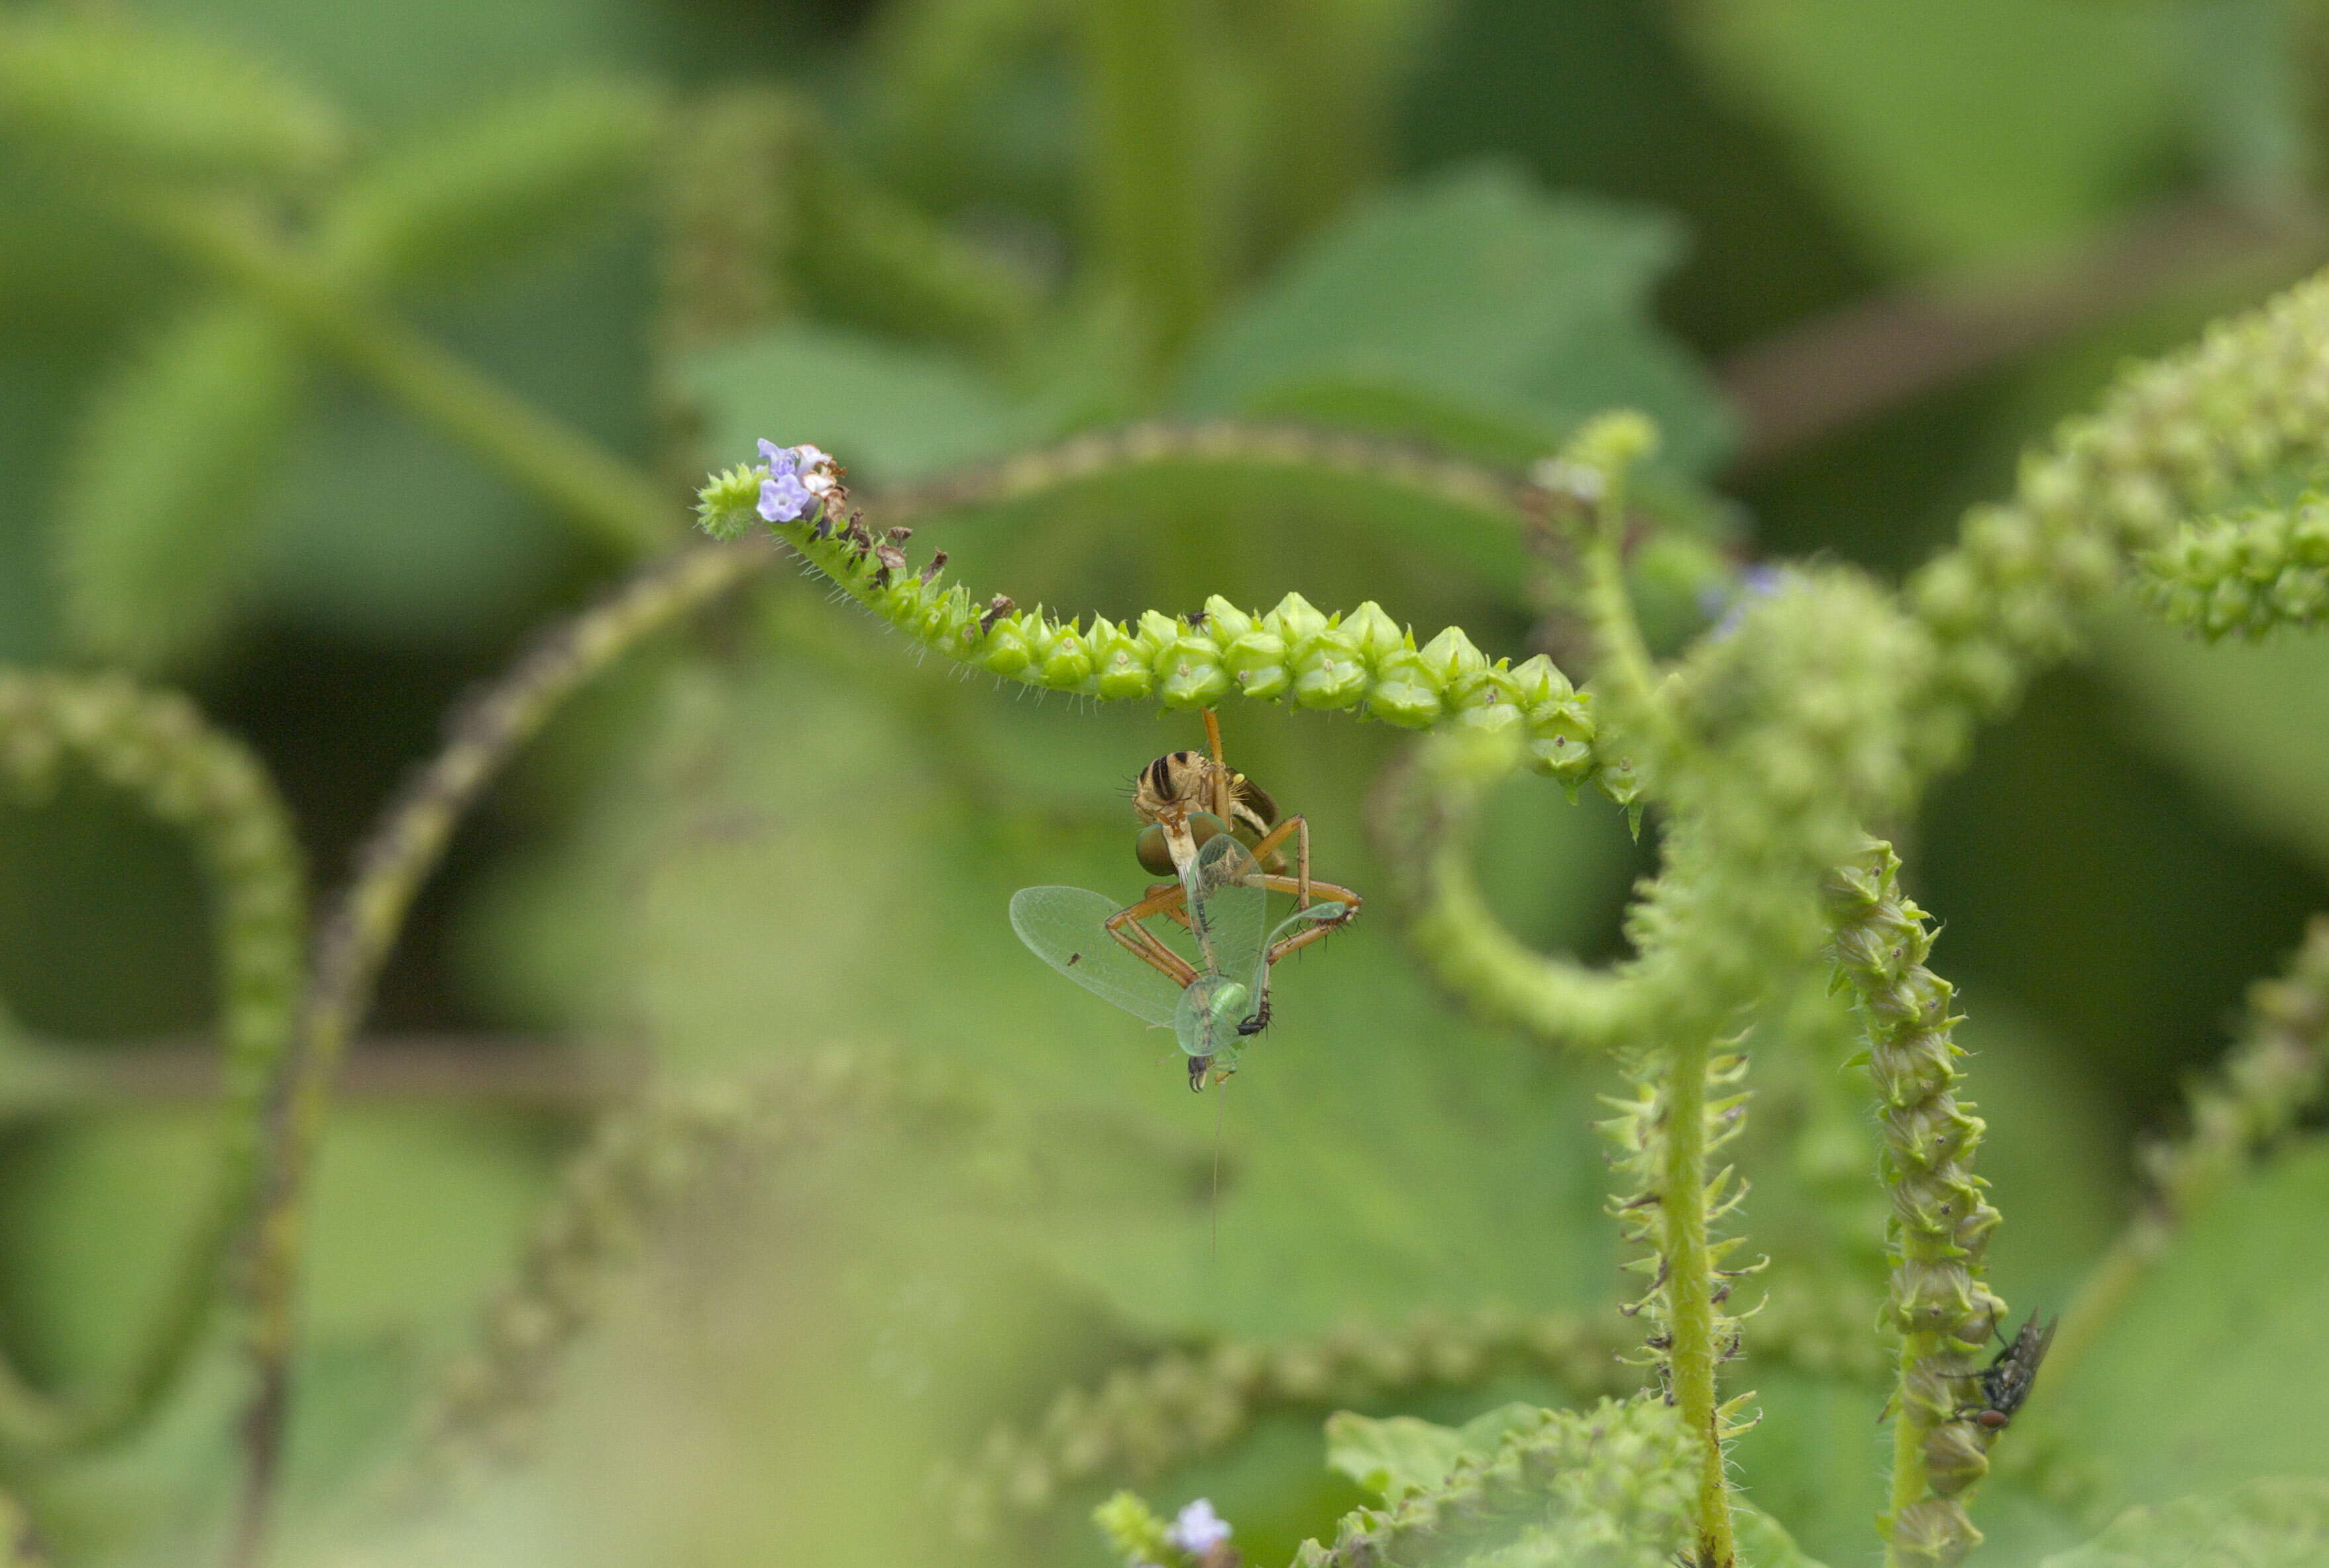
xmin=150 ymin=199 xmax=675 ymax=556
xmin=1366 ymin=729 xmax=1635 ymax=1054
xmin=0 ymin=672 xmax=305 ymax=1456
xmin=232 ymin=538 xmax=767 ymax=1565
xmin=870 ymin=419 xmax=1562 ymax=541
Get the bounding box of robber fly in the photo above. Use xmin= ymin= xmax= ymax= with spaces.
xmin=1010 ymin=711 xmax=1361 ymax=1090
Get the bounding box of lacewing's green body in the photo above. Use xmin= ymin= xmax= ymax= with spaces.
xmin=1011 ymin=834 xmax=1342 ymax=1076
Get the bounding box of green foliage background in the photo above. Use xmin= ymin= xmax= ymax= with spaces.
xmin=4 ymin=1 xmax=2329 ymax=1565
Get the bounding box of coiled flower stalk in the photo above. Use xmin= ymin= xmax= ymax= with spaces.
xmin=1823 ymin=840 xmax=2004 ymax=1568
xmin=0 ymin=670 xmax=304 ymax=1453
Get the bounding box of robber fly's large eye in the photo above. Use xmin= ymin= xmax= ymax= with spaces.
xmin=1136 ymin=823 xmax=1172 ymax=875
xmin=1135 ymin=813 xmax=1228 ymax=874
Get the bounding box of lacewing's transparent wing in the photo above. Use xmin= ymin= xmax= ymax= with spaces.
xmin=1175 ymin=972 xmax=1248 ymax=1064
xmin=1184 ymin=834 xmax=1266 ymax=984
xmin=1009 ymin=886 xmax=1179 ymax=1027
xmin=1174 ymin=836 xmax=1268 ymax=1061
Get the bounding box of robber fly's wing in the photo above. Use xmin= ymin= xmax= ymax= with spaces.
xmin=1010 ymin=886 xmax=1181 ymax=1028
xmin=1184 ymin=834 xmax=1267 ymax=984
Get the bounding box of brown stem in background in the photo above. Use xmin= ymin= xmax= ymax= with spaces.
xmin=0 ymin=1035 xmax=642 ymax=1111
xmin=1720 ymin=199 xmax=2320 ymax=473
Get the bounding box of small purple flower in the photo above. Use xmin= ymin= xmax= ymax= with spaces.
xmin=755 ymin=439 xmax=837 ymax=524
xmin=759 ymin=471 xmax=814 ymax=523
xmin=1166 ymin=1499 xmax=1231 ymax=1556
xmin=1706 ymin=564 xmax=1786 ymax=641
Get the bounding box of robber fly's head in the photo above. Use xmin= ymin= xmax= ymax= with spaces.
xmin=1132 ymin=751 xmax=1277 ymax=874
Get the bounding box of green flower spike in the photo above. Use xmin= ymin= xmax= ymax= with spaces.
xmin=695 ymin=449 xmax=1612 ymax=793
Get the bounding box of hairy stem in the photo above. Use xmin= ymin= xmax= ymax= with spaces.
xmin=0 ymin=672 xmax=304 ymax=1456
xmin=1658 ymin=1031 xmax=1737 ymax=1566
xmin=698 ymin=464 xmax=1607 ymax=786
xmin=151 ymin=199 xmax=675 ymax=555
xmin=233 ymin=539 xmax=766 ymax=1563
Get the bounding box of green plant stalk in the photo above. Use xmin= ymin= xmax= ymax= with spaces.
xmin=946 ymin=1309 xmax=1637 ymax=1541
xmin=1581 ymin=474 xmax=1665 ymax=737
xmin=0 ymin=672 xmax=305 ymax=1457
xmin=1825 ymin=841 xmax=2002 ymax=1568
xmin=233 ymin=539 xmax=765 ymax=1563
xmin=150 ymin=200 xmax=674 ymax=555
xmin=1908 ymin=265 xmax=2329 ymax=767
xmin=1659 ymin=1029 xmax=1737 ymax=1566
xmin=1079 ymin=0 xmax=1212 ymax=378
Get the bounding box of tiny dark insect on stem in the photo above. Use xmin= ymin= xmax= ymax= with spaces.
xmin=1956 ymin=1310 xmax=2057 ymax=1432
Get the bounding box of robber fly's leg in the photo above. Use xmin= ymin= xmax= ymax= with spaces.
xmin=1252 ymin=874 xmax=1364 ymax=965
xmin=1240 ymin=814 xmax=1314 ymax=908
xmin=1149 ymin=880 xmax=1195 ymax=931
xmin=1233 ymin=873 xmax=1362 ymax=1035
xmin=1103 ymin=882 xmax=1200 ymax=986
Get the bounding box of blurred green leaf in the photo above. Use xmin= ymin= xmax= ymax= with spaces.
xmin=472 ymin=649 xmax=1630 ymax=1347
xmin=678 ymin=324 xmax=1026 ymax=486
xmin=2091 ymin=603 xmax=2329 ymax=874
xmin=1733 ymin=1502 xmax=1827 ymax=1568
xmin=2177 ymin=0 xmax=2316 ymax=214
xmin=1680 ymin=0 xmax=2179 ymax=268
xmin=1178 ymin=163 xmax=1729 ymax=474
xmin=0 ymin=14 xmax=345 ymax=189
xmin=1299 ymin=1399 xmax=1698 ymax=1568
xmin=56 ymin=302 xmax=309 ymax=670
xmin=1325 ymin=1403 xmax=1537 ymax=1504
xmin=2039 ymin=1477 xmax=2329 ymax=1568
xmin=252 ymin=389 xmax=567 ymax=646
xmin=139 ymin=0 xmax=643 ymax=129
xmin=2053 ymin=1139 xmax=2329 ymax=1498
xmin=1327 ymin=1411 xmax=1467 ymax=1504
xmin=320 ymin=79 xmax=665 ymax=296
